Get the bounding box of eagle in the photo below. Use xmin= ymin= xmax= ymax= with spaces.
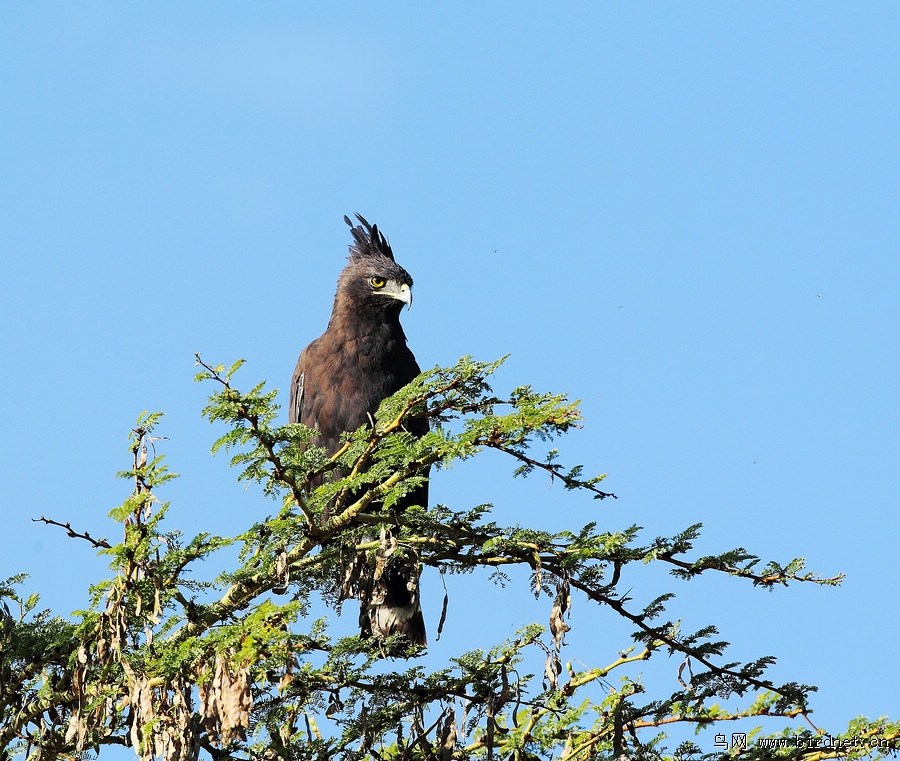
xmin=289 ymin=214 xmax=428 ymax=647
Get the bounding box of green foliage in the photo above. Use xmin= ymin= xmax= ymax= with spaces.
xmin=0 ymin=357 xmax=896 ymax=760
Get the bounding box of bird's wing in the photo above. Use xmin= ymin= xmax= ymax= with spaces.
xmin=289 ymin=357 xmax=305 ymax=425
xmin=289 ymin=341 xmax=347 ymax=453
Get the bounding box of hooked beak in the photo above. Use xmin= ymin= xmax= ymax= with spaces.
xmin=397 ymin=283 xmax=412 ymax=310
xmin=377 ymin=280 xmax=413 ymax=309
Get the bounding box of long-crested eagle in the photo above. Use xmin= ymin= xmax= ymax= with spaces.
xmin=289 ymin=214 xmax=428 ymax=646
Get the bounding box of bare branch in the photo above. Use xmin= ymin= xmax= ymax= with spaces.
xmin=32 ymin=515 xmax=112 ymax=549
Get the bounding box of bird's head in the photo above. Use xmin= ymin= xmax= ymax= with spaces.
xmin=336 ymin=214 xmax=415 ymax=316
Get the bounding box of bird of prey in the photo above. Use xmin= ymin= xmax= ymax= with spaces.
xmin=289 ymin=214 xmax=428 ymax=646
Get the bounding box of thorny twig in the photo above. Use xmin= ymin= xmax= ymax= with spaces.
xmin=32 ymin=516 xmax=112 ymax=549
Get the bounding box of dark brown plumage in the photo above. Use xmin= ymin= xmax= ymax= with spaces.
xmin=289 ymin=214 xmax=427 ymax=646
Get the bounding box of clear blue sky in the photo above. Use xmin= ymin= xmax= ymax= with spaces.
xmin=2 ymin=2 xmax=898 ymax=753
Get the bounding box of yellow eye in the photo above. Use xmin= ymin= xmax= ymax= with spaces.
xmin=370 ymin=276 xmax=386 ymax=289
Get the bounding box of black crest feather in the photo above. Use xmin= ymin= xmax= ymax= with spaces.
xmin=345 ymin=213 xmax=396 ymax=262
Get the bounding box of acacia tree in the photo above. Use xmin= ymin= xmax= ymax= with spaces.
xmin=1 ymin=356 xmax=897 ymax=760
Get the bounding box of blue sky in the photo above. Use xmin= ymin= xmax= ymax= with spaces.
xmin=1 ymin=2 xmax=898 ymax=753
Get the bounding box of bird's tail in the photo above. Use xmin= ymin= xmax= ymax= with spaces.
xmin=355 ymin=529 xmax=427 ymax=647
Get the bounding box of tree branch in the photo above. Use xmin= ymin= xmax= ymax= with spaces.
xmin=32 ymin=516 xmax=112 ymax=549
